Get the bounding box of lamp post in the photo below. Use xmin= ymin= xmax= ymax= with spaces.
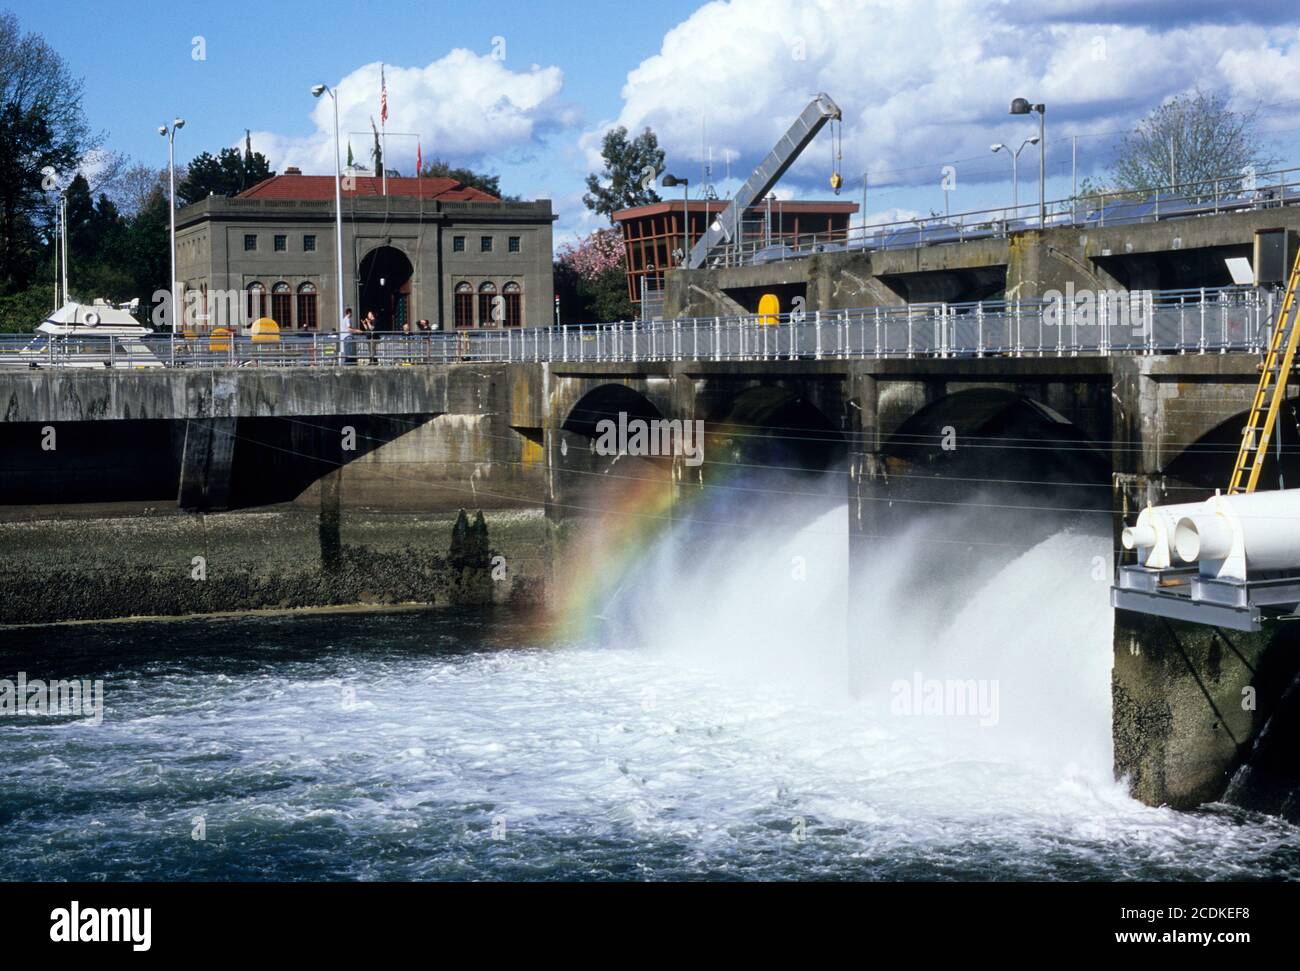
xmin=56 ymin=189 xmax=68 ymax=308
xmin=1010 ymin=98 xmax=1046 ymax=228
xmin=312 ymin=84 xmax=346 ymax=342
xmin=662 ymin=174 xmax=689 ymax=267
xmin=991 ymin=135 xmax=1039 ymax=214
xmin=158 ymin=118 xmax=184 ymax=330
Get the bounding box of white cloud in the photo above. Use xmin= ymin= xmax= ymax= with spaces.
xmin=586 ymin=0 xmax=1300 ymax=195
xmin=248 ymin=50 xmax=571 ymax=177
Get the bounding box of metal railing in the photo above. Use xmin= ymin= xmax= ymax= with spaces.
xmin=716 ymin=166 xmax=1300 ymax=267
xmin=0 ymin=286 xmax=1277 ymax=369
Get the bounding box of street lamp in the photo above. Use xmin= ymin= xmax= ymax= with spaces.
xmin=159 ymin=118 xmax=184 ymax=330
xmin=1010 ymin=98 xmax=1046 ymax=228
xmin=312 ymin=83 xmax=346 ymax=344
xmin=662 ymin=174 xmax=689 ymax=268
xmin=991 ymin=135 xmax=1039 ymax=213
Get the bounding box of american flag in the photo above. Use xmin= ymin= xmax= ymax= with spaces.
xmin=380 ymin=64 xmax=388 ymax=126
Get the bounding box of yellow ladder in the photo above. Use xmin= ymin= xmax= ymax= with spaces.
xmin=1228 ymin=248 xmax=1300 ymax=494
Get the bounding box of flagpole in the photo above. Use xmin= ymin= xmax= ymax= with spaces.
xmin=380 ymin=63 xmax=388 ymax=197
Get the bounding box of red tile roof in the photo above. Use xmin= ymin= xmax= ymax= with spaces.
xmin=237 ymin=174 xmax=498 ymax=202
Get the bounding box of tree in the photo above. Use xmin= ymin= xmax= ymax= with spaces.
xmin=120 ymin=186 xmax=169 ymax=314
xmin=1111 ymin=89 xmax=1277 ymax=195
xmin=0 ymin=12 xmax=92 ymax=292
xmin=370 ymin=117 xmax=382 ymax=178
xmin=177 ymin=146 xmax=273 ymax=205
xmin=62 ymin=174 xmax=132 ymax=300
xmin=554 ymin=228 xmax=635 ymax=323
xmin=583 ymin=126 xmax=664 ymax=220
xmin=420 ymin=157 xmax=513 ymax=199
xmin=110 ymin=162 xmax=168 ymax=219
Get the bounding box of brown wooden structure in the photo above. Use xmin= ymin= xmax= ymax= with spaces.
xmin=612 ymin=199 xmax=858 ymax=304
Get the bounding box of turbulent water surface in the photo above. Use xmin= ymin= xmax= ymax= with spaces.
xmin=2 ymin=489 xmax=1298 ymax=881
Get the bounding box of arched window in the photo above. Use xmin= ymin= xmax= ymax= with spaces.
xmin=454 ymin=282 xmax=474 ymax=329
xmin=296 ymin=282 xmax=318 ymax=330
xmin=246 ymin=282 xmax=266 ymax=324
xmin=503 ymin=281 xmax=522 ymax=328
xmin=271 ymin=282 xmax=292 ymax=328
xmin=478 ymin=281 xmax=498 ymax=328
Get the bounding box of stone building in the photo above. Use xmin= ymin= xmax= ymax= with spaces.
xmin=174 ymin=169 xmax=555 ymax=332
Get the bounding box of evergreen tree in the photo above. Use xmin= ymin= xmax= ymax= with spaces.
xmin=177 ymin=146 xmax=273 ymax=205
xmin=583 ymin=126 xmax=664 ymax=220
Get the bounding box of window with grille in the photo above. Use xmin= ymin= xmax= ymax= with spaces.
xmin=503 ymin=281 xmax=522 ymax=327
xmin=246 ymin=282 xmax=266 ymax=323
xmin=452 ymin=236 xmax=465 ymax=253
xmin=296 ymin=282 xmax=318 ymax=330
xmin=478 ymin=281 xmax=498 ymax=327
xmin=508 ymin=236 xmax=521 ymax=253
xmin=303 ymin=235 xmax=316 ymax=252
xmin=274 ymin=235 xmax=287 ymax=252
xmin=244 ymin=234 xmax=257 ymax=251
xmin=454 ymin=282 xmax=474 ymax=328
xmin=271 ymin=282 xmax=292 ymax=328
xmin=480 ymin=236 xmax=493 ymax=253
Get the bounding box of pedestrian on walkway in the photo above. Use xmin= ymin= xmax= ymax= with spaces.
xmin=339 ymin=307 xmax=356 ymax=365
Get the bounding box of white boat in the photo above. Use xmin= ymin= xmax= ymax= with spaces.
xmin=14 ymin=299 xmax=163 ymax=368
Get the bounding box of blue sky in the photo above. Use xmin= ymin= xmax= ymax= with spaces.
xmin=11 ymin=0 xmax=1300 ymax=241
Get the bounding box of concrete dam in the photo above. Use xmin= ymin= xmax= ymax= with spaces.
xmin=2 ymin=341 xmax=1299 ymax=818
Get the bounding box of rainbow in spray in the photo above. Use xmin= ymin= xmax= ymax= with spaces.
xmin=541 ymin=420 xmax=762 ymax=644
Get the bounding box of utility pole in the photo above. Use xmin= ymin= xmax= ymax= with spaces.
xmin=1071 ymin=135 xmax=1077 ymax=223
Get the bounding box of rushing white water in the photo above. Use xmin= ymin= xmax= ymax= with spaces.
xmin=1 ymin=483 xmax=1297 ymax=880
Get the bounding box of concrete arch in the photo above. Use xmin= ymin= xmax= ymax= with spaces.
xmin=703 ymin=384 xmax=847 ymax=475
xmin=1164 ymin=398 xmax=1300 ymax=492
xmin=551 ymin=383 xmax=675 ymax=523
xmin=880 ymin=386 xmax=1112 ymax=517
xmin=561 ymin=382 xmax=666 ymax=441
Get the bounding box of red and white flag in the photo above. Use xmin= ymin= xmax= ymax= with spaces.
xmin=416 ymin=140 xmax=422 ymax=175
xmin=380 ymin=64 xmax=388 ymax=126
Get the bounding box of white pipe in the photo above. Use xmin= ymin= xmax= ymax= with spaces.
xmin=1171 ymin=488 xmax=1300 ymax=579
xmin=1121 ymin=501 xmax=1203 ymax=569
xmin=1121 ymin=523 xmax=1156 ymax=549
xmin=1174 ymin=513 xmax=1233 ymax=564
